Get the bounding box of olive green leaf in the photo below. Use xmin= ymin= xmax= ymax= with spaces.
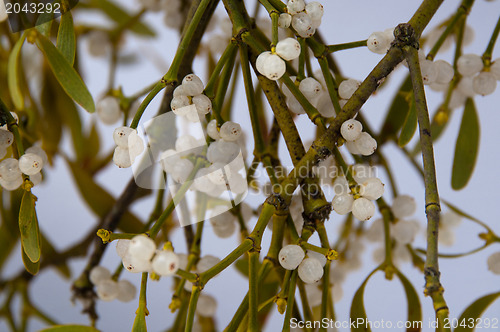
xmin=19 ymin=190 xmax=41 ymax=264
xmin=451 ymin=98 xmax=480 ymax=190
xmin=39 ymin=325 xmax=100 ymax=332
xmin=455 ymin=292 xmax=500 ymax=332
xmin=22 ymin=245 xmax=40 ymax=275
xmin=8 ymin=33 xmax=26 ymax=110
xmin=36 ymin=34 xmax=95 ymax=113
xmin=398 ymin=95 xmax=417 ymax=147
xmin=394 ymin=269 xmax=422 ymax=331
xmin=379 ymin=75 xmax=412 ymax=143
xmin=350 ymin=268 xmax=378 ymax=332
xmin=57 ymin=11 xmax=76 ymax=66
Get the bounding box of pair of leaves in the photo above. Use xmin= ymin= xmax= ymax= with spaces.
xmin=350 ymin=268 xmax=422 ymax=332
xmin=19 ymin=190 xmax=42 ymax=274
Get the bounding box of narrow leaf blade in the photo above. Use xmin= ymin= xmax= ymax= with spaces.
xmin=451 ymin=98 xmax=480 ymax=190
xmin=8 ymin=33 xmax=26 ymax=110
xmin=350 ymin=268 xmax=378 ymax=332
xmin=379 ymin=75 xmax=412 ymax=143
xmin=455 ymin=292 xmax=500 ymax=332
xmin=19 ymin=191 xmax=41 ymax=263
xmin=22 ymin=246 xmax=40 ymax=275
xmin=36 ymin=34 xmax=95 ymax=113
xmin=39 ymin=325 xmax=100 ymax=332
xmin=398 ymin=96 xmax=418 ymax=147
xmin=57 ymin=11 xmax=76 ymax=66
xmin=395 ymin=270 xmax=422 ymax=331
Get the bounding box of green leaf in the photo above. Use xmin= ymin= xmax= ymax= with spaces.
xmin=19 ymin=191 xmax=41 ymax=263
xmin=90 ymin=0 xmax=155 ymax=37
xmin=451 ymin=98 xmax=480 ymax=190
xmin=8 ymin=33 xmax=26 ymax=110
xmin=22 ymin=245 xmax=40 ymax=275
xmin=394 ymin=270 xmax=422 ymax=331
xmin=40 ymin=231 xmax=71 ymax=279
xmin=36 ymin=34 xmax=95 ymax=113
xmin=350 ymin=268 xmax=378 ymax=332
xmin=455 ymin=291 xmax=500 ymax=332
xmin=39 ymin=325 xmax=100 ymax=332
xmin=441 ymin=200 xmax=492 ymax=232
xmin=398 ymin=96 xmax=418 ymax=147
xmin=57 ymin=11 xmax=76 ymax=66
xmin=66 ymin=160 xmax=144 ymax=233
xmin=379 ymin=75 xmax=412 ymax=143
xmin=36 ymin=11 xmax=54 ymax=37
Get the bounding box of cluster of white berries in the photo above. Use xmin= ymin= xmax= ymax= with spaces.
xmin=332 ymin=164 xmax=384 ymax=221
xmin=0 ymin=145 xmax=46 ymax=191
xmin=89 ymin=266 xmax=136 ymax=302
xmin=112 ymin=127 xmax=145 ymax=168
xmin=171 ymin=74 xmax=212 ymax=122
xmin=456 ymin=54 xmax=498 ymax=96
xmin=340 ymin=118 xmax=377 ymax=156
xmin=438 ymin=211 xmax=462 ymax=246
xmin=96 ymin=96 xmax=122 ymax=125
xmin=256 ymin=37 xmax=301 ymax=80
xmin=367 ymin=195 xmax=419 ymax=265
xmin=367 ymin=28 xmax=395 ymax=54
xmin=116 ymin=236 xmax=180 ymax=276
xmin=278 ymin=244 xmax=326 ymax=284
xmin=280 ymin=1 xmax=324 ymax=38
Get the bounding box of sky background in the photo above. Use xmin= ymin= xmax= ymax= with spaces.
xmin=1 ymin=0 xmax=500 ymax=331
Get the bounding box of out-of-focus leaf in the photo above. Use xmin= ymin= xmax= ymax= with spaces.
xmin=398 ymin=96 xmax=417 ymax=147
xmin=350 ymin=268 xmax=378 ymax=332
xmin=90 ymin=0 xmax=155 ymax=37
xmin=66 ymin=160 xmax=143 ymax=233
xmin=379 ymin=75 xmax=412 ymax=143
xmin=394 ymin=270 xmax=422 ymax=331
xmin=22 ymin=246 xmax=40 ymax=275
xmin=57 ymin=11 xmax=76 ymax=66
xmin=40 ymin=232 xmax=71 ymax=279
xmin=0 ymin=190 xmax=23 ymax=269
xmin=19 ymin=191 xmax=41 ymax=263
xmin=82 ymin=121 xmax=100 ymax=162
xmin=441 ymin=200 xmax=492 ymax=232
xmin=455 ymin=292 xmax=500 ymax=332
xmin=41 ymin=69 xmax=64 ymax=162
xmin=36 ymin=34 xmax=95 ymax=113
xmin=36 ymin=11 xmax=54 ymax=37
xmin=451 ymin=98 xmax=479 ymax=190
xmin=39 ymin=325 xmax=100 ymax=332
xmin=8 ymin=33 xmax=26 ymax=110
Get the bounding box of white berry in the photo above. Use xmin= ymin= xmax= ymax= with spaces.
xmin=152 ymin=251 xmax=180 ymax=276
xmin=196 ymin=255 xmax=221 ymax=273
xmin=287 ymin=0 xmax=305 ymax=15
xmin=487 ymin=252 xmax=500 ymax=275
xmin=96 ymin=280 xmax=119 ymax=301
xmin=196 ymin=294 xmax=217 ymax=317
xmin=19 ymin=153 xmax=43 ymax=175
xmin=279 ymin=244 xmax=305 ymax=270
xmin=338 ymin=79 xmax=361 ymax=100
xmin=97 ymin=97 xmax=121 ymax=125
xmin=472 ymin=71 xmax=497 ymax=96
xmin=359 ymin=178 xmax=384 ymax=200
xmin=117 ymin=280 xmax=137 ymax=302
xmin=220 ymin=121 xmax=242 ymax=141
xmin=367 ymin=31 xmax=390 ymax=54
xmin=113 ymin=127 xmax=135 ymax=148
xmin=391 ymin=195 xmax=416 ymax=219
xmin=0 ymin=158 xmax=21 ymax=182
xmin=89 ymin=266 xmax=112 ymax=285
xmin=352 ymin=197 xmax=375 ymax=221
xmin=0 ymin=129 xmax=14 ymax=149
xmin=128 ymin=235 xmax=156 ymax=261
xmin=457 ymin=54 xmax=483 ymax=77
xmin=332 ymin=194 xmax=354 ymax=215
xmin=340 ymin=119 xmax=363 ymax=141
xmin=353 ymin=132 xmax=377 ymax=156
xmin=182 ymin=74 xmax=204 ymax=96
xmin=298 ymin=258 xmax=324 ymax=284
xmin=276 ymin=38 xmax=301 ymax=61
xmin=278 ymin=13 xmax=292 ymax=28
xmin=292 ymin=12 xmax=315 ymax=38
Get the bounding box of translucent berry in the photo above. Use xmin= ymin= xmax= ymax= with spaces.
xmin=152 ymin=251 xmax=179 ymax=276
xmin=262 ymin=53 xmax=287 ymax=80
xmin=490 ymin=58 xmax=500 ymax=80
xmin=487 ymin=252 xmax=500 ymax=275
xmin=97 ymin=97 xmax=121 ymax=125
xmin=276 ymin=38 xmax=301 ymax=61
xmin=220 ymin=121 xmax=242 ymax=141
xmin=298 ymin=77 xmax=322 ymax=102
xmin=433 ymin=60 xmax=454 ymax=84
xmin=128 ymin=235 xmax=156 ymax=261
xmin=87 ymin=31 xmax=110 ymax=57
xmin=113 ymin=127 xmax=135 ymax=148
xmin=420 ymin=59 xmax=438 ymax=85
xmin=472 ymin=71 xmax=497 ymax=96
xmin=175 ymin=134 xmax=200 ymax=154
xmin=353 ymin=132 xmax=377 ymax=156
xmin=193 ymin=168 xmax=216 ymax=193
xmin=292 ymin=12 xmax=315 ymax=38
xmin=457 ymin=54 xmax=483 ymax=77
xmin=278 ymin=13 xmax=292 ymax=28
xmin=279 ymin=244 xmax=305 ymax=270
xmin=159 ymin=149 xmax=180 ymax=173
xmin=365 ymin=218 xmax=384 ymax=242
xmin=207 ymin=163 xmax=231 ymax=186
xmin=298 ymin=258 xmax=324 ymax=284
xmin=359 ymin=178 xmax=384 ymax=200
xmin=367 ymin=31 xmax=390 ymax=54
xmin=457 ymin=77 xmax=475 ymax=97
xmin=332 ymin=194 xmax=354 ymax=215
xmin=391 ymin=195 xmax=416 ymax=219
xmin=307 ymin=250 xmax=326 ymax=267
xmin=207 ymin=119 xmax=220 ymax=140
xmin=338 ymin=79 xmax=361 ymax=100
xmin=173 ymin=84 xmax=188 ymax=98
xmin=0 ymin=158 xmax=21 ymax=182
xmin=305 ymin=284 xmax=322 ymax=307
xmin=116 ymin=239 xmax=131 ymax=258
xmin=122 ymin=254 xmax=152 ymax=273
xmin=0 ymin=175 xmax=23 ymax=191
xmin=96 ymin=279 xmax=119 ymax=301
xmin=352 ymin=197 xmax=375 ymax=221
xmin=117 ymin=280 xmax=136 ymax=302
xmin=182 ymin=74 xmax=205 ymax=96
xmin=171 ymin=95 xmax=191 ymax=115
xmin=305 ymin=2 xmax=324 ymax=27
xmin=351 ymin=164 xmax=376 ymax=183
xmin=256 ymin=51 xmax=273 ymax=76
xmin=287 ymin=0 xmax=305 ymax=15
xmin=392 ymin=219 xmax=420 ymax=245
xmin=340 ymin=119 xmax=363 ymax=141
xmin=128 ymin=133 xmax=144 ymax=158
xmin=113 ymin=147 xmax=133 ymax=168
xmin=29 ymin=172 xmax=42 ymax=186
xmin=19 ymin=153 xmax=43 ymax=175
xmin=209 ymin=207 xmax=236 ymax=238
xmin=0 ymin=129 xmax=14 ymax=149
xmin=196 ymin=255 xmax=221 ymax=273
xmin=333 ymin=175 xmax=349 ymax=195
xmin=192 ymin=94 xmax=212 ymax=115
xmin=25 ymin=146 xmax=48 ymax=166
xmin=171 ymin=159 xmax=194 ymax=183
xmin=196 ymin=294 xmax=217 ymax=317
xmin=89 ymin=266 xmax=111 ymax=285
